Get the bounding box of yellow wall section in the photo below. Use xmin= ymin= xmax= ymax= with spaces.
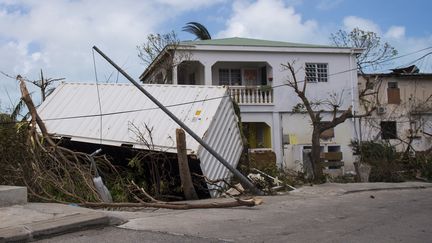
xmin=246 ymin=122 xmax=272 ymax=148
xmin=248 ymin=123 xmax=258 ymax=148
xmin=263 ymin=124 xmax=271 ymax=148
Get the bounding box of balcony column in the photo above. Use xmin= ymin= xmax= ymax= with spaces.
xmin=204 ymin=63 xmax=213 ymax=86
xmin=272 ymin=112 xmax=283 ymax=168
xmin=172 ymin=65 xmax=178 ymax=84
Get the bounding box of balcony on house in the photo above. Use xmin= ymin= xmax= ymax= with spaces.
xmin=228 ymin=86 xmax=273 ymax=105
xmin=175 ymin=60 xmax=274 ymax=105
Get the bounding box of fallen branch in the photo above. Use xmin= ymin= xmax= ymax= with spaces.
xmin=192 ymin=172 xmax=242 ymax=195
xmin=79 ymin=197 xmax=263 ymax=210
xmin=131 ymin=180 xmax=163 ymax=203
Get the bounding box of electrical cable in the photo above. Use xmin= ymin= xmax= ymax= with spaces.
xmin=1 ymin=46 xmax=432 ymax=125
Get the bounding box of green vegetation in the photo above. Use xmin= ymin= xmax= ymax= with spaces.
xmin=351 ymin=140 xmax=432 ymax=182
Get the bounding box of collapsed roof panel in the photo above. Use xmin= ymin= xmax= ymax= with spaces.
xmin=37 ymin=82 xmax=243 ymax=196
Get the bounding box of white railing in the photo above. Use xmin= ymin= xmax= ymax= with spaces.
xmin=228 ymin=86 xmax=273 ymax=105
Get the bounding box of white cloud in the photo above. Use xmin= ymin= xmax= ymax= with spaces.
xmin=155 ymin=0 xmax=225 ymax=11
xmin=385 ymin=26 xmax=406 ymax=39
xmin=217 ymin=0 xmax=324 ymax=43
xmin=0 ymin=0 xmax=222 ymax=110
xmin=343 ymin=16 xmax=381 ymax=33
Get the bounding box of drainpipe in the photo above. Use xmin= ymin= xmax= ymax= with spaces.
xmin=93 ymin=46 xmax=264 ymax=196
xmin=350 ymin=49 xmax=358 ymax=141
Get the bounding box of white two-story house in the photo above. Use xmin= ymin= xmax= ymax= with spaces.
xmin=140 ymin=37 xmax=361 ymax=172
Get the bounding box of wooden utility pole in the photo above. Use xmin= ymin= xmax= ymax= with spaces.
xmin=176 ymin=128 xmax=198 ymax=200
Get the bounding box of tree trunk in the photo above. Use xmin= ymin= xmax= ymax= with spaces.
xmin=311 ymin=129 xmax=324 ymax=182
xmin=176 ymin=129 xmax=199 ymax=200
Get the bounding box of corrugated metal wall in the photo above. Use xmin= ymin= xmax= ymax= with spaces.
xmin=198 ymin=96 xmax=243 ymax=197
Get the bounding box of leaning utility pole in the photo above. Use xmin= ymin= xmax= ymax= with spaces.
xmin=92 ymin=46 xmax=263 ymax=196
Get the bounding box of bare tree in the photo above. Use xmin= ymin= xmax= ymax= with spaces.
xmin=330 ymin=28 xmax=397 ymax=72
xmin=283 ymin=63 xmax=374 ymax=181
xmin=1 ymin=70 xmax=63 ymax=121
xmin=137 ymin=31 xmax=191 ymax=84
xmin=31 ymin=69 xmax=65 ymax=101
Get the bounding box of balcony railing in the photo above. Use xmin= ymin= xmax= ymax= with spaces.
xmin=228 ymin=86 xmax=273 ymax=105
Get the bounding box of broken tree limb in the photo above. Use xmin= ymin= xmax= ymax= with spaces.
xmin=17 ymin=75 xmax=56 ymax=147
xmin=131 ymin=180 xmax=163 ymax=203
xmin=176 ymin=128 xmax=199 ymax=200
xmin=79 ymin=197 xmax=263 ymax=210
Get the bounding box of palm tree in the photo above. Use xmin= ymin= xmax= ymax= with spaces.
xmin=182 ymin=22 xmax=211 ymax=40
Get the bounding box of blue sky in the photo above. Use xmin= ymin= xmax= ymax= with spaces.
xmin=0 ymin=0 xmax=431 ymax=111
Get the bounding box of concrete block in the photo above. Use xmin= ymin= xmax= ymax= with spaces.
xmin=0 ymin=186 xmax=27 ymax=206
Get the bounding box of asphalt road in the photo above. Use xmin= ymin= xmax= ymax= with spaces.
xmin=39 ymin=187 xmax=432 ymax=243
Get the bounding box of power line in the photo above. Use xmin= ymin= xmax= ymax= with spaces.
xmin=379 ymin=46 xmax=432 ymax=65
xmin=2 ymin=45 xmax=432 ymax=125
xmin=0 ymin=95 xmax=228 ymax=125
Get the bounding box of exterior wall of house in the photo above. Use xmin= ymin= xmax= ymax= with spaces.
xmin=177 ymin=49 xmax=358 ymax=167
xmin=359 ymin=75 xmax=432 ymax=153
xmin=281 ymin=113 xmax=356 ymax=172
xmin=143 ymin=45 xmax=359 ymax=171
xmin=182 ymin=50 xmax=357 ymax=112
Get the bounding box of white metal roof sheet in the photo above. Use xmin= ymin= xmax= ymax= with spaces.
xmin=38 ymin=82 xmax=229 ymax=154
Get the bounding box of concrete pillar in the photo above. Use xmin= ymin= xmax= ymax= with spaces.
xmin=272 ymin=112 xmax=283 ymax=168
xmin=172 ymin=65 xmax=178 ymax=85
xmin=204 ymin=63 xmax=213 ymax=85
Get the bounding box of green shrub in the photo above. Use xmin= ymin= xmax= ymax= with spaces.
xmin=351 ymin=140 xmax=403 ymax=182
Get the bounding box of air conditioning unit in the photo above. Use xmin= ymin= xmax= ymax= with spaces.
xmin=377 ymin=106 xmax=386 ymax=114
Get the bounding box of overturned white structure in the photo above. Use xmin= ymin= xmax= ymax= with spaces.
xmin=37 ymin=82 xmax=243 ymax=196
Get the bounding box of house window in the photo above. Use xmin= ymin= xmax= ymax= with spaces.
xmin=305 ymin=63 xmax=328 ymax=82
xmin=219 ymin=69 xmax=241 ymax=85
xmin=381 ymin=121 xmax=397 ymax=139
xmin=243 ymin=68 xmax=258 ymax=86
xmin=387 ymin=81 xmax=400 ymax=104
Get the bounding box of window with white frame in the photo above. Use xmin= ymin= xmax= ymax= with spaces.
xmin=219 ymin=69 xmax=241 ymax=85
xmin=305 ymin=63 xmax=328 ymax=82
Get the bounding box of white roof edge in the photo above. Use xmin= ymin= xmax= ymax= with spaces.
xmin=185 ymin=44 xmax=360 ymax=54
xmin=58 ymin=82 xmax=229 ymax=90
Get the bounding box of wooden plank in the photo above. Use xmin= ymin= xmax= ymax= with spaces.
xmin=321 ymin=161 xmax=345 ymax=167
xmin=320 ymin=152 xmax=343 ymax=161
xmin=387 ymin=88 xmax=400 ymax=104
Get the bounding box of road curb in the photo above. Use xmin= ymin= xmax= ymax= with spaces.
xmin=0 ymin=211 xmax=115 ymax=242
xmin=343 ymin=185 xmax=432 ymax=195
